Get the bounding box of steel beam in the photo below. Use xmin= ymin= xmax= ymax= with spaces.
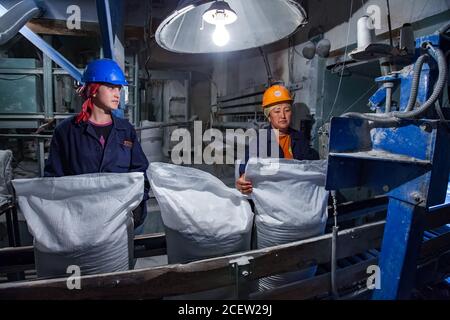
xmin=43 ymin=39 xmax=54 ymax=119
xmin=95 ymin=0 xmax=114 ymax=59
xmin=372 ymin=200 xmax=426 ymax=299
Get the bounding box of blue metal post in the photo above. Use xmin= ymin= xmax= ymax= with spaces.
xmin=372 ymin=200 xmax=426 ymax=299
xmin=95 ymin=0 xmax=114 ymax=59
xmin=43 ymin=36 xmax=54 ymax=119
xmin=95 ymin=0 xmax=126 ymax=118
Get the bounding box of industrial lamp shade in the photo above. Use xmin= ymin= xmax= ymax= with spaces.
xmin=202 ymin=1 xmax=237 ymax=25
xmin=156 ymin=0 xmax=308 ymax=54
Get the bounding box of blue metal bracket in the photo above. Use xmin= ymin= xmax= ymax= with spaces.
xmin=368 ymin=87 xmax=387 ymax=110
xmin=369 ymin=75 xmax=400 ymax=112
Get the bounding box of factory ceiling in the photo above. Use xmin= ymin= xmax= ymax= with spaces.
xmin=2 ymin=0 xmax=439 ymax=69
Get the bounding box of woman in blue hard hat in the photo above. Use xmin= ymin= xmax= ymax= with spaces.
xmin=44 ymin=59 xmax=150 ymax=233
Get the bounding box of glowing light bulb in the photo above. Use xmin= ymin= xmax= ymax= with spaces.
xmin=212 ymin=23 xmax=229 ymax=47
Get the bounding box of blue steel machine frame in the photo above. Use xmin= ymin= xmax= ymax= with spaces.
xmin=326 ymin=31 xmax=450 ymax=299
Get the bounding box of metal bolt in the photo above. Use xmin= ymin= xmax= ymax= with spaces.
xmin=412 ymin=192 xmax=421 ymax=203
xmin=241 ymin=270 xmax=249 ymax=277
xmin=382 ymin=185 xmax=389 ymax=192
xmin=420 ymin=124 xmax=431 ymax=132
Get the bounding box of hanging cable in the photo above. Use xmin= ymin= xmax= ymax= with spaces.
xmin=340 ymin=83 xmax=377 ymax=115
xmin=404 ymin=54 xmax=430 ymax=112
xmin=324 ymin=0 xmax=354 ymax=123
xmin=259 ymin=47 xmax=273 ymax=86
xmin=344 ymin=44 xmax=448 ymax=123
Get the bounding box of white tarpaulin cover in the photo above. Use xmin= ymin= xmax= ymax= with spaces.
xmin=12 ymin=172 xmax=144 ymax=277
xmin=245 ymin=158 xmax=329 ymax=290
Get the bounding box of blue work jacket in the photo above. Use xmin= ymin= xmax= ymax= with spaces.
xmin=239 ymin=125 xmax=319 ymax=176
xmin=44 ymin=115 xmax=150 ymax=225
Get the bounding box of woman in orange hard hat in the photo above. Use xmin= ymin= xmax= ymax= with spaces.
xmin=236 ymin=84 xmax=318 ymax=195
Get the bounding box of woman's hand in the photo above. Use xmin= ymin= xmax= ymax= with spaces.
xmin=236 ymin=174 xmax=253 ymax=195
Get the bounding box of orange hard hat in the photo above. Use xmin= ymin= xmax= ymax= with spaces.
xmin=262 ymin=84 xmax=293 ymax=108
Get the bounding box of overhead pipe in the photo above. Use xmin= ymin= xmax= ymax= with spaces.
xmin=0 ymin=2 xmax=82 ymax=83
xmin=0 ymin=0 xmax=41 ymax=46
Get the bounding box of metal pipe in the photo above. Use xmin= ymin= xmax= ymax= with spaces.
xmin=343 ymin=45 xmax=447 ymax=123
xmin=0 ymin=0 xmax=41 ymax=46
xmin=135 ymin=119 xmax=196 ymax=132
xmin=379 ymin=57 xmax=392 ymax=77
xmin=331 ymin=225 xmax=339 ymax=298
xmin=0 ymin=134 xmax=52 ymax=139
xmin=0 ymin=3 xmax=82 ymax=83
xmin=330 ymin=190 xmax=340 ymax=299
xmin=43 ymin=44 xmax=54 ymax=119
xmin=385 ymin=85 xmax=393 ymax=113
xmin=133 ymin=53 xmax=140 ymax=126
xmin=96 ymin=0 xmax=114 ymax=59
xmin=386 ymin=0 xmax=394 ymax=47
xmin=212 ymin=122 xmax=264 ymax=130
xmin=38 ymin=140 xmax=45 ymax=177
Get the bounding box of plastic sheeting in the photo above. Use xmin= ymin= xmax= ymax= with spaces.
xmin=12 ymin=172 xmax=144 ymax=278
xmin=245 ymin=158 xmax=329 ymax=291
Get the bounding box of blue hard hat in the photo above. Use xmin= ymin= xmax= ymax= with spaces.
xmin=81 ymin=58 xmax=128 ymax=86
